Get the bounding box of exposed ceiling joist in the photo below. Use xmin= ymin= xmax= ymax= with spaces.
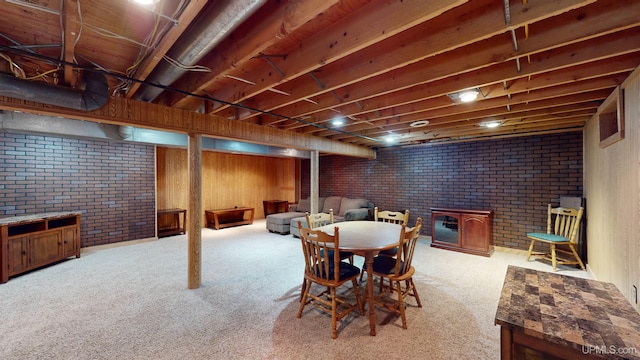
xmin=0 ymin=0 xmax=638 ymax=149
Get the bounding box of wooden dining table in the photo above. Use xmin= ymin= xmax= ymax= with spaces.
xmin=315 ymin=220 xmax=403 ymax=336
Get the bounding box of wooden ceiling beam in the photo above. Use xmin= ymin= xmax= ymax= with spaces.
xmin=0 ymin=96 xmax=375 ymax=159
xmin=289 ymin=28 xmax=640 ymax=138
xmin=124 ymin=0 xmax=209 ymax=97
xmin=206 ymin=0 xmax=467 ymax=114
xmin=407 ymin=109 xmax=598 ymax=133
xmin=308 ymin=51 xmax=638 ymax=132
xmin=261 ymin=25 xmax=638 ymax=132
xmin=229 ymin=0 xmax=605 ymax=123
xmin=168 ymin=0 xmax=341 ymax=110
xmin=296 ymin=57 xmax=640 ymax=136
xmin=61 ymin=0 xmax=80 ymax=86
xmin=417 ymin=116 xmax=588 ymax=138
xmin=325 ymin=90 xmax=610 ymax=140
xmin=352 ymin=119 xmax=586 ymax=147
xmin=372 ymin=74 xmax=625 ymax=123
xmin=347 ymin=110 xmax=592 ymax=143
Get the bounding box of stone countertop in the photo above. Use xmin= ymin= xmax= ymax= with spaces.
xmin=0 ymin=212 xmax=81 ymax=226
xmin=495 ymin=265 xmax=640 ymax=359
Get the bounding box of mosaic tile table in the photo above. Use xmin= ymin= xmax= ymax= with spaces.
xmin=495 ymin=266 xmax=640 ymax=359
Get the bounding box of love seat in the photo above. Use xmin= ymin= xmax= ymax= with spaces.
xmin=265 ymin=196 xmax=373 ymax=236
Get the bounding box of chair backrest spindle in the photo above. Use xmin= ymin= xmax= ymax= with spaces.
xmin=548 ymin=205 xmax=583 ymax=244
xmin=305 ymin=210 xmax=334 ymax=229
xmin=299 ymin=225 xmax=341 ymax=283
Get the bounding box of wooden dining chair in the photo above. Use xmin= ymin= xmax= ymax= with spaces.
xmin=298 ymin=210 xmax=353 ymax=304
xmin=297 ymin=223 xmax=364 ymax=339
xmin=305 ymin=210 xmax=354 ymax=264
xmin=371 ymin=217 xmax=423 ymax=329
xmin=305 ymin=210 xmax=334 ymax=228
xmin=526 ymin=204 xmax=586 ymax=272
xmin=359 ymin=207 xmax=410 ymax=282
xmin=375 ymin=207 xmax=409 ymax=257
xmin=375 ymin=207 xmax=410 ymax=225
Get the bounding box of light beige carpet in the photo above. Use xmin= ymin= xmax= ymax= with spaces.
xmin=0 ymin=219 xmax=592 ymax=360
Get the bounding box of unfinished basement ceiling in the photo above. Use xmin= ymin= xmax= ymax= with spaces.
xmin=0 ymin=0 xmax=638 ymax=148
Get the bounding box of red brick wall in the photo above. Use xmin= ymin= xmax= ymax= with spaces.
xmin=1 ymin=131 xmax=582 ymax=251
xmin=0 ymin=133 xmax=155 ymax=247
xmin=305 ymin=132 xmax=583 ymax=250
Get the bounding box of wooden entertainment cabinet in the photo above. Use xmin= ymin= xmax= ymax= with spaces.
xmin=0 ymin=212 xmax=81 ymax=283
xmin=430 ymin=208 xmax=493 ymax=256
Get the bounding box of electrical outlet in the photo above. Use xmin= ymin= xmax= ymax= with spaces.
xmin=633 ymin=285 xmax=638 ymax=304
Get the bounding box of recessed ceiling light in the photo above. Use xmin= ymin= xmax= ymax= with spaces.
xmin=481 ymin=121 xmax=501 ymax=128
xmin=383 ymin=134 xmax=401 ymax=143
xmin=331 ymin=117 xmax=346 ymax=127
xmin=410 ymin=120 xmax=429 ymax=127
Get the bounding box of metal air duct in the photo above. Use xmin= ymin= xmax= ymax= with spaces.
xmin=0 ymin=70 xmax=109 ymax=111
xmin=135 ymin=0 xmax=267 ymax=102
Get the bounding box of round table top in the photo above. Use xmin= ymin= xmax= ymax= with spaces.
xmin=315 ymin=221 xmax=403 ymax=251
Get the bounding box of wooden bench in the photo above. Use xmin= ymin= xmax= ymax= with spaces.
xmin=205 ymin=207 xmax=254 ymax=230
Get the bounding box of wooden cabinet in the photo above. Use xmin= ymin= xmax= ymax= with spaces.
xmin=263 ymin=200 xmax=289 ymax=217
xmin=430 ymin=208 xmax=493 ymax=257
xmin=7 ymin=236 xmax=28 ymax=275
xmin=1 ymin=212 xmax=80 ymax=283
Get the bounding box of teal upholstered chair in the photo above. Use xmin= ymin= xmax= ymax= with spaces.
xmin=526 ymin=204 xmax=585 ymax=272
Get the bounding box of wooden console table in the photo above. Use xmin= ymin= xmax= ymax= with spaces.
xmin=157 ymin=208 xmax=186 ymax=237
xmin=495 ymin=266 xmax=640 ymax=359
xmin=205 ymin=207 xmax=254 ymax=230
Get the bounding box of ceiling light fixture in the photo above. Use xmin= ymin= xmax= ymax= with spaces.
xmin=481 ymin=120 xmax=501 ymax=128
xmin=132 ymin=0 xmax=160 ymax=5
xmin=128 ymin=0 xmax=178 ymax=25
xmin=331 ymin=117 xmax=346 ymax=127
xmin=410 ymin=120 xmax=429 ymax=128
xmin=448 ymin=88 xmax=482 ymax=103
xmin=383 ymin=134 xmax=401 ymax=144
xmin=459 ymin=89 xmax=480 ymax=102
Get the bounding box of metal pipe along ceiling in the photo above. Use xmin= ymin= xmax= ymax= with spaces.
xmin=0 ymin=71 xmax=109 ymax=111
xmin=134 ymin=0 xmax=267 ymax=102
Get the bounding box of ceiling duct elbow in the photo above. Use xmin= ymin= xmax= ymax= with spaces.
xmin=0 ymin=70 xmax=109 ymax=111
xmin=135 ymin=0 xmax=267 ymax=102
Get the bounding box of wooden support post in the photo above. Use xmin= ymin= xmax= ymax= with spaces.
xmin=187 ymin=133 xmax=202 ymax=289
xmin=310 ymin=150 xmax=319 ymax=213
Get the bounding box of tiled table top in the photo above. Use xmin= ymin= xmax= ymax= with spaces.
xmin=495 ymin=265 xmax=640 ymax=359
xmin=0 ymin=212 xmax=81 ymax=226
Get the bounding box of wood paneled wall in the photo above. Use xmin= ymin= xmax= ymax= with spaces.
xmin=157 ymin=147 xmax=298 ymax=222
xmin=584 ymin=66 xmax=640 ymax=309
